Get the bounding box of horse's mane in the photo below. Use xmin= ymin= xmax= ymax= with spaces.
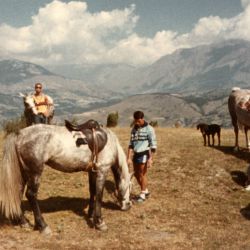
xmin=107 ymin=129 xmax=130 ymax=188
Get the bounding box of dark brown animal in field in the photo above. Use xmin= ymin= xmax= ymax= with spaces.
xmin=197 ymin=123 xmax=221 ymax=146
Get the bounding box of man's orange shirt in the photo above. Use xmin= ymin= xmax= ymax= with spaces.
xmin=33 ymin=94 xmax=48 ymax=114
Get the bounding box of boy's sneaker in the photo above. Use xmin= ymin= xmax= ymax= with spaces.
xmin=135 ymin=193 xmax=146 ymax=203
xmin=135 ymin=196 xmax=145 ymax=203
xmin=142 ymin=190 xmax=150 ymax=199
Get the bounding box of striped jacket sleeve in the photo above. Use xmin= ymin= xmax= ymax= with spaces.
xmin=147 ymin=125 xmax=157 ymax=152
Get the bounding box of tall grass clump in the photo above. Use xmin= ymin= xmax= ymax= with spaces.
xmin=149 ymin=120 xmax=158 ymax=127
xmin=1 ymin=115 xmax=27 ymax=136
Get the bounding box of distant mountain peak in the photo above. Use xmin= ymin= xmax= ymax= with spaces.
xmin=0 ymin=59 xmax=55 ymax=84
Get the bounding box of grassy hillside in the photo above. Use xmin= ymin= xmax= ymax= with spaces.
xmin=0 ymin=128 xmax=250 ymax=249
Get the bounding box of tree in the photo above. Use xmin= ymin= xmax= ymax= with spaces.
xmin=2 ymin=115 xmax=27 ymax=135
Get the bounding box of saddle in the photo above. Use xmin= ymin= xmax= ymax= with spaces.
xmin=65 ymin=119 xmax=108 ymax=154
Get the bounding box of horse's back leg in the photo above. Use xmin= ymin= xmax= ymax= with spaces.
xmin=228 ymin=95 xmax=239 ymax=150
xmin=212 ymin=134 xmax=215 ymax=146
xmin=244 ymin=127 xmax=250 ymax=150
xmin=217 ymin=131 xmax=221 ymax=146
xmin=207 ymin=135 xmax=211 ymax=146
xmin=12 ymin=179 xmax=30 ymax=228
xmin=94 ymin=170 xmax=108 ymax=231
xmin=88 ymin=171 xmax=96 ymax=219
xmin=18 ymin=176 xmax=31 ymax=228
xmin=25 ymin=175 xmax=51 ymax=234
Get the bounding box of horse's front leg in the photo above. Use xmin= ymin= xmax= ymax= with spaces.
xmin=207 ymin=135 xmax=211 ymax=146
xmin=203 ymin=134 xmax=206 ymax=146
xmin=94 ymin=170 xmax=108 ymax=231
xmin=25 ymin=176 xmax=51 ymax=235
xmin=217 ymin=132 xmax=221 ymax=146
xmin=234 ymin=125 xmax=239 ymax=151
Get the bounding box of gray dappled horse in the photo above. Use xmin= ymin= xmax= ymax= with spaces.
xmin=228 ymin=87 xmax=250 ymax=150
xmin=0 ymin=124 xmax=132 ymax=234
xmin=20 ymin=93 xmax=54 ymax=125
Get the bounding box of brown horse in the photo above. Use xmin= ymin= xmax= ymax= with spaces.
xmin=228 ymin=87 xmax=250 ymax=150
xmin=197 ymin=123 xmax=221 ymax=146
xmin=20 ymin=93 xmax=54 ymax=126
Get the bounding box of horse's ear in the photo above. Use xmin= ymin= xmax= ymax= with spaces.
xmin=65 ymin=120 xmax=79 ymax=131
xmin=19 ymin=92 xmax=26 ymax=98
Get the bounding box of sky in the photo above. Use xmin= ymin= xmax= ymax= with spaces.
xmin=0 ymin=0 xmax=249 ymax=66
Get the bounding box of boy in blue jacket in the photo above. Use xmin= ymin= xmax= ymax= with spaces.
xmin=127 ymin=111 xmax=157 ymax=203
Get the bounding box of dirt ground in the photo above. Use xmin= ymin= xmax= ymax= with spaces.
xmin=1 ymin=127 xmax=250 ymax=250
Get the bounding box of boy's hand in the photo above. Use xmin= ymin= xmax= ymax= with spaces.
xmin=147 ymin=158 xmax=153 ymax=168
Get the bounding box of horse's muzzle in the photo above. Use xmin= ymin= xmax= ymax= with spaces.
xmin=121 ymin=200 xmax=132 ymax=211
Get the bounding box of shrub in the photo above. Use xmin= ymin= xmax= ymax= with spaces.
xmin=174 ymin=121 xmax=182 ymax=128
xmin=2 ymin=115 xmax=27 ymax=135
xmin=149 ymin=120 xmax=158 ymax=127
xmin=106 ymin=112 xmax=119 ymax=127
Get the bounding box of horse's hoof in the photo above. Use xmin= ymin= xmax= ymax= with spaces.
xmin=95 ymin=221 xmax=108 ymax=231
xmin=245 ymin=185 xmax=250 ymax=191
xmin=89 ymin=217 xmax=94 ymax=223
xmin=41 ymin=226 xmax=52 ymax=236
xmin=21 ymin=221 xmax=31 ymax=229
xmin=87 ymin=217 xmax=95 ymax=228
xmin=233 ymin=147 xmax=239 ymax=152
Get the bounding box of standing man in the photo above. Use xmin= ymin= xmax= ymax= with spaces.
xmin=127 ymin=111 xmax=157 ymax=203
xmin=33 ymin=83 xmax=49 ymax=124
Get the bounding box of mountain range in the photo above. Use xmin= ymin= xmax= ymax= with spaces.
xmin=1 ymin=39 xmax=250 ymax=127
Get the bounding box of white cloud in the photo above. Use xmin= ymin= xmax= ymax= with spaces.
xmin=241 ymin=0 xmax=250 ymax=8
xmin=0 ymin=1 xmax=138 ymax=64
xmin=0 ymin=0 xmax=250 ymax=66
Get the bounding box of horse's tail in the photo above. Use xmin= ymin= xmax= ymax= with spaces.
xmin=0 ymin=133 xmax=23 ymax=219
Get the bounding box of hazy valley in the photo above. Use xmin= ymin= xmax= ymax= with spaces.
xmin=1 ymin=39 xmax=250 ymax=127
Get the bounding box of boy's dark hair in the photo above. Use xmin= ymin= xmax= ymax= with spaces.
xmin=133 ymin=110 xmax=144 ymax=119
